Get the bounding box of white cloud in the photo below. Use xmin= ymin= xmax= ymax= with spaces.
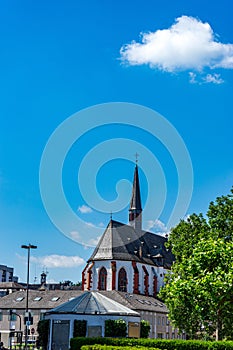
xmin=203 ymin=73 xmax=224 ymax=84
xmin=146 ymin=219 xmax=169 ymax=236
xmin=189 ymin=71 xmax=224 ymax=84
xmin=87 ymin=236 xmax=101 ymax=246
xmin=86 ymin=222 xmax=95 ymax=228
xmin=120 ymin=15 xmax=233 ymax=76
xmin=46 ymin=278 xmax=58 ymax=284
xmin=189 ymin=72 xmax=198 ymax=84
xmin=70 ymin=230 xmax=81 ymax=241
xmin=30 ymin=254 xmax=85 ymax=268
xmin=78 ymin=205 xmax=93 ymax=214
xmin=70 ymin=226 xmax=103 ymax=246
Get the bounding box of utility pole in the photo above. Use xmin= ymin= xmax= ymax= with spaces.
xmin=21 ymin=244 xmax=37 ymax=350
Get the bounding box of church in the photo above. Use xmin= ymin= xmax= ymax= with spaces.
xmin=82 ymin=164 xmax=174 ymax=296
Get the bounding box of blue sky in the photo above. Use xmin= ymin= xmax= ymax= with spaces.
xmin=0 ymin=0 xmax=232 ymax=284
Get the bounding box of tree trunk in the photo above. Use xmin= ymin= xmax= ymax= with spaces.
xmin=216 ymin=323 xmax=219 ymax=342
xmin=216 ymin=308 xmax=222 ymax=341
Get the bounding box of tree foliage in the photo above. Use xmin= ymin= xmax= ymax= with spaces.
xmin=104 ymin=319 xmax=127 ymax=337
xmin=73 ymin=319 xmax=87 ymax=337
xmin=159 ymin=189 xmax=233 ymax=340
xmin=140 ymin=320 xmax=150 ymax=338
xmin=37 ymin=319 xmax=50 ymax=349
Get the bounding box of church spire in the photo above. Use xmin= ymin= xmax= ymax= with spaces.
xmin=129 ymin=162 xmax=142 ymax=231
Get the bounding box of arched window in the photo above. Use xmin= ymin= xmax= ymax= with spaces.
xmin=98 ymin=267 xmax=107 ymax=290
xmin=118 ymin=267 xmax=127 ymax=292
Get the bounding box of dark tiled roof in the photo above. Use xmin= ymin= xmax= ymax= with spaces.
xmin=99 ymin=291 xmax=168 ymax=313
xmin=88 ymin=220 xmax=174 ymax=267
xmin=130 ymin=165 xmax=142 ymax=211
xmin=0 ymin=290 xmax=83 ymax=309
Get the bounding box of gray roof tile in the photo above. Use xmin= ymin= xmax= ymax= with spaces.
xmin=0 ymin=290 xmax=168 ymax=314
xmin=48 ymin=291 xmax=139 ymax=316
xmin=89 ymin=220 xmax=174 ymax=267
xmin=99 ymin=291 xmax=168 ymax=313
xmin=0 ymin=290 xmax=83 ymax=309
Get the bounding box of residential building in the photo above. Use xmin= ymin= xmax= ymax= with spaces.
xmin=0 ymin=265 xmax=18 ymax=284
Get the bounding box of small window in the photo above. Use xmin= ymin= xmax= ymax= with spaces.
xmin=16 ymin=297 xmax=24 ymax=302
xmin=40 ymin=313 xmax=45 ymax=321
xmin=162 ymin=317 xmax=165 ymax=325
xmin=157 ymin=316 xmax=161 ymax=325
xmin=137 ymin=299 xmax=145 ymax=304
xmin=10 ymin=313 xmax=17 ymax=321
xmin=152 ymin=301 xmax=158 ymax=306
xmin=34 ymin=297 xmax=42 ymax=301
xmin=0 ymin=312 xmax=2 ymax=321
xmin=157 ymin=333 xmax=163 ymax=339
xmin=51 ymin=297 xmax=60 ymax=301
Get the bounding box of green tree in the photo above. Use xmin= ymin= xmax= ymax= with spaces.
xmin=73 ymin=320 xmax=87 ymax=337
xmin=37 ymin=319 xmax=50 ymax=349
xmin=104 ymin=319 xmax=127 ymax=337
xmin=140 ymin=320 xmax=150 ymax=338
xmin=159 ymin=189 xmax=233 ymax=340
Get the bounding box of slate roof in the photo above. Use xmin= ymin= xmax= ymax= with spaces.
xmin=88 ymin=220 xmax=174 ymax=268
xmin=0 ymin=290 xmax=168 ymax=315
xmin=0 ymin=290 xmax=83 ymax=309
xmin=99 ymin=291 xmax=168 ymax=313
xmin=130 ymin=164 xmax=142 ymax=211
xmin=47 ymin=291 xmax=139 ymax=316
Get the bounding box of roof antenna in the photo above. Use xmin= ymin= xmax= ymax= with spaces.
xmin=135 ymin=152 xmax=139 ymax=164
xmin=34 ymin=264 xmax=37 ymax=284
xmin=110 ymin=211 xmax=113 ymax=220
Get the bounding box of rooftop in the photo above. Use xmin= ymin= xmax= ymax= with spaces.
xmin=0 ymin=290 xmax=168 ymax=313
xmin=48 ymin=291 xmax=140 ymax=316
xmin=89 ymin=219 xmax=173 ymax=267
xmin=0 ymin=289 xmax=83 ymax=309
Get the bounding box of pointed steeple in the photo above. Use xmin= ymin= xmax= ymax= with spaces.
xmin=129 ymin=164 xmax=142 ymax=231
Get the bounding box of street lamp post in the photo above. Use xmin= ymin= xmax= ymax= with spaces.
xmin=21 ymin=244 xmax=37 ymax=350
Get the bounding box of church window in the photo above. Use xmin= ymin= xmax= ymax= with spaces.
xmin=98 ymin=267 xmax=107 ymax=290
xmin=118 ymin=267 xmax=127 ymax=292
